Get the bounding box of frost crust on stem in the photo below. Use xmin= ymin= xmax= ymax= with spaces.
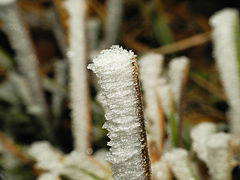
xmin=210 ymin=8 xmax=240 ymax=136
xmin=88 ymin=46 xmax=151 ymax=180
xmin=64 ymin=0 xmax=90 ymax=154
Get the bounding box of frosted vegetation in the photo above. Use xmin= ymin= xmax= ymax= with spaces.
xmin=0 ymin=0 xmax=240 ymax=179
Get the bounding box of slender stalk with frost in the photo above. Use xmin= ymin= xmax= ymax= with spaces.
xmin=64 ymin=0 xmax=91 ymax=154
xmin=168 ymin=57 xmax=190 ymax=145
xmin=0 ymin=0 xmax=50 ymax=134
xmin=164 ymin=148 xmax=199 ymax=180
xmin=102 ymin=0 xmax=124 ymax=47
xmin=206 ymin=133 xmax=232 ymax=180
xmin=139 ymin=53 xmax=165 ymax=161
xmin=190 ymin=122 xmax=217 ymax=163
xmin=210 ymin=8 xmax=240 ymax=137
xmin=88 ymin=46 xmax=151 ymax=180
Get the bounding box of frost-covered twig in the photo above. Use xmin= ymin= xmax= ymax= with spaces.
xmin=64 ymin=0 xmax=91 ymax=154
xmin=88 ymin=46 xmax=151 ymax=180
xmin=164 ymin=148 xmax=199 ymax=180
xmin=206 ymin=133 xmax=232 ymax=180
xmin=102 ymin=0 xmax=124 ymax=47
xmin=210 ymin=8 xmax=240 ymax=137
xmin=139 ymin=53 xmax=165 ymax=161
xmin=152 ymin=160 xmax=171 ymax=180
xmin=168 ymin=57 xmax=190 ymax=146
xmin=0 ymin=0 xmax=50 ymax=133
xmin=190 ymin=122 xmax=217 ymax=163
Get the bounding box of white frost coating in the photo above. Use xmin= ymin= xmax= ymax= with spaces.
xmin=103 ymin=0 xmax=124 ymax=47
xmin=164 ymin=148 xmax=196 ymax=180
xmin=139 ymin=53 xmax=164 ymax=154
xmin=190 ymin=122 xmax=217 ymax=163
xmin=156 ymin=79 xmax=172 ymax=118
xmin=64 ymin=0 xmax=90 ymax=154
xmin=168 ymin=57 xmax=189 ymax=109
xmin=152 ymin=160 xmax=171 ymax=180
xmin=88 ymin=46 xmax=150 ymax=180
xmin=28 ymin=141 xmax=64 ymax=172
xmin=210 ymin=8 xmax=240 ymax=136
xmin=206 ymin=133 xmax=232 ymax=180
xmin=0 ymin=0 xmax=48 ymax=119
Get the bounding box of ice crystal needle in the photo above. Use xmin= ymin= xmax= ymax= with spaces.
xmin=88 ymin=46 xmax=151 ymax=180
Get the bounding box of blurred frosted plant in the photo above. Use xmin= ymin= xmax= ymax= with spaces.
xmin=210 ymin=8 xmax=240 ymax=137
xmin=139 ymin=53 xmax=164 ymax=161
xmin=88 ymin=46 xmax=151 ymax=180
xmin=103 ymin=0 xmax=124 ymax=47
xmin=152 ymin=160 xmax=171 ymax=180
xmin=64 ymin=0 xmax=91 ymax=154
xmin=0 ymin=0 xmax=49 ymax=128
xmin=156 ymin=79 xmax=172 ymax=118
xmin=164 ymin=148 xmax=198 ymax=180
xmin=168 ymin=57 xmax=189 ymax=119
xmin=28 ymin=141 xmax=64 ymax=172
xmin=190 ymin=122 xmax=217 ymax=163
xmin=206 ymin=133 xmax=232 ymax=180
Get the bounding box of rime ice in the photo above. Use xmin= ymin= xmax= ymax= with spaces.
xmin=210 ymin=8 xmax=240 ymax=137
xmin=88 ymin=46 xmax=150 ymax=180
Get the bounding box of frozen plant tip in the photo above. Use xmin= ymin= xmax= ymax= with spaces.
xmin=164 ymin=148 xmax=198 ymax=180
xmin=210 ymin=8 xmax=240 ymax=137
xmin=190 ymin=122 xmax=216 ymax=163
xmin=206 ymin=133 xmax=232 ymax=180
xmin=88 ymin=46 xmax=151 ymax=180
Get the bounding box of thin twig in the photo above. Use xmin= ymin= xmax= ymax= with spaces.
xmin=152 ymin=32 xmax=211 ymax=54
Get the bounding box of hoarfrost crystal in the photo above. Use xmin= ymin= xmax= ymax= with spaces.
xmin=88 ymin=46 xmax=151 ymax=180
xmin=190 ymin=122 xmax=217 ymax=163
xmin=164 ymin=148 xmax=197 ymax=180
xmin=168 ymin=57 xmax=189 ymax=109
xmin=210 ymin=8 xmax=240 ymax=137
xmin=206 ymin=133 xmax=232 ymax=180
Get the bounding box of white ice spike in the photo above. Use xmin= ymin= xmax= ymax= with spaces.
xmin=88 ymin=46 xmax=151 ymax=180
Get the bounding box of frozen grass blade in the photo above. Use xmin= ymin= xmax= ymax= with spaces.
xmin=210 ymin=8 xmax=240 ymax=137
xmin=88 ymin=46 xmax=151 ymax=180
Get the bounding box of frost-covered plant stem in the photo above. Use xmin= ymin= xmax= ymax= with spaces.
xmin=64 ymin=0 xmax=91 ymax=154
xmin=88 ymin=46 xmax=151 ymax=180
xmin=210 ymin=8 xmax=240 ymax=137
xmin=0 ymin=0 xmax=50 ymax=133
xmin=168 ymin=57 xmax=190 ymax=146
